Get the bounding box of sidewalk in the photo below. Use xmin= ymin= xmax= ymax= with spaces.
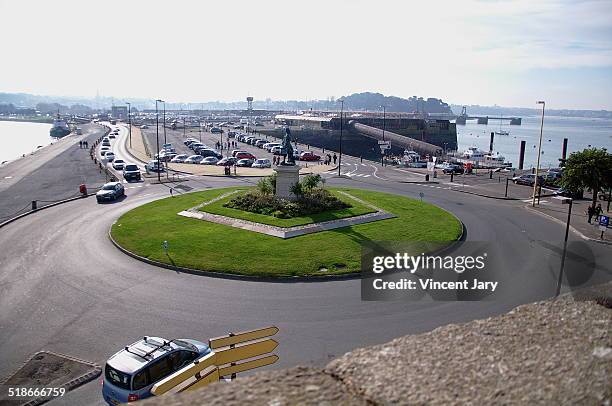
xmin=530 ymin=198 xmax=612 ymax=243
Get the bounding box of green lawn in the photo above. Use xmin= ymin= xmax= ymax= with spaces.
xmin=199 ymin=189 xmax=376 ymax=227
xmin=111 ymin=187 xmax=463 ymax=277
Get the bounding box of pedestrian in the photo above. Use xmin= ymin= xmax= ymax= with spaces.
xmin=79 ymin=141 xmax=82 ymax=148
xmin=595 ymin=204 xmax=603 ymax=222
xmin=587 ymin=206 xmax=594 ymax=224
xmin=333 ymin=153 xmax=337 ymax=165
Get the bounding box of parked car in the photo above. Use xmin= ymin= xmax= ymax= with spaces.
xmin=201 ymin=156 xmax=219 ymax=165
xmin=553 ymin=187 xmax=583 ymax=199
xmin=102 ymin=336 xmax=211 ymax=405
xmin=100 ymin=147 xmax=110 ymax=156
xmin=227 ymin=131 xmax=236 ymax=138
xmin=196 ymin=148 xmax=223 ymax=159
xmin=211 ymin=127 xmax=222 ymax=133
xmin=112 ymin=159 xmax=125 ymax=170
xmin=231 ymin=149 xmax=247 ymax=157
xmin=216 ymin=157 xmax=237 ymax=166
xmin=264 ymin=143 xmax=281 ymax=152
xmin=108 ymin=134 xmax=116 ymax=139
xmin=255 ymin=140 xmax=268 ymax=148
xmin=189 ymin=143 xmax=204 ymax=150
xmin=235 ymin=152 xmax=256 ymax=160
xmin=96 ymin=182 xmax=125 ymax=203
xmin=270 ymin=146 xmax=282 ymax=155
xmin=105 ymin=152 xmax=116 ymax=162
xmin=170 ymin=154 xmax=189 ymax=163
xmin=184 ymin=139 xmax=198 ymax=147
xmin=299 ymin=151 xmax=321 ymax=161
xmin=252 ymin=158 xmax=272 ymax=168
xmin=162 ymin=143 xmax=173 ymax=149
xmin=236 ymin=158 xmax=254 ymax=167
xmin=512 ymin=174 xmax=545 ymax=186
xmin=123 ymin=164 xmax=141 ymax=181
xmin=102 ymin=140 xmax=111 ymax=147
xmin=146 ymin=160 xmax=165 ymax=173
xmin=442 ymin=164 xmax=464 ymax=174
xmin=185 ymin=155 xmax=204 ymax=164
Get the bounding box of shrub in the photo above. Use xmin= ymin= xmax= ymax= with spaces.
xmin=223 ymin=187 xmax=351 ymax=218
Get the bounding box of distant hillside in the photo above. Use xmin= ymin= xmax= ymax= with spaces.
xmin=340 ymin=92 xmax=452 ymax=114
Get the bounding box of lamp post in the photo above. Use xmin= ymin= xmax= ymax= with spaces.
xmin=381 ymin=105 xmax=386 ymax=166
xmin=163 ymin=101 xmax=167 ymax=146
xmin=532 ymin=100 xmax=545 ymax=207
xmin=155 ymin=99 xmax=164 ymax=182
xmin=555 ymin=196 xmax=573 ymax=296
xmin=338 ymin=99 xmax=344 ymax=176
xmin=126 ymin=102 xmax=132 ymax=149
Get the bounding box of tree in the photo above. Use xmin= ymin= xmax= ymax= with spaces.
xmin=560 ymin=148 xmax=612 ymax=210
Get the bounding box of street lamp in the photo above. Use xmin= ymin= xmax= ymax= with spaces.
xmin=163 ymin=101 xmax=167 ymax=146
xmin=155 ymin=99 xmax=164 ymax=182
xmin=125 ymin=102 xmax=132 ymax=149
xmin=381 ymin=105 xmax=386 ymax=166
xmin=554 ymin=196 xmax=573 ymax=296
xmin=532 ymin=100 xmax=545 ymax=207
xmin=338 ymin=99 xmax=344 ymax=176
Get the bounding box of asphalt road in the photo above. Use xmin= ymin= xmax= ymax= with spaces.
xmin=1 ymin=125 xmax=610 ymax=405
xmin=0 ymin=124 xmax=108 ymax=221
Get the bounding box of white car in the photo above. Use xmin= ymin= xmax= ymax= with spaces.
xmin=170 ymin=154 xmax=189 ymax=163
xmin=105 ymin=152 xmax=116 ymax=162
xmin=185 ymin=155 xmax=204 ymax=164
xmin=201 ymin=156 xmax=219 ymax=165
xmin=252 ymin=158 xmax=271 ymax=168
xmin=112 ymin=159 xmax=125 ymax=170
xmin=264 ymin=143 xmax=281 ymax=152
xmin=270 ymin=146 xmax=282 ymax=155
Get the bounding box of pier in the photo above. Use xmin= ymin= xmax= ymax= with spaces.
xmin=455 ymin=107 xmax=522 ymax=125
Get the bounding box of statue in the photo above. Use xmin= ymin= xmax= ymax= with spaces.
xmin=281 ymin=127 xmax=295 ymax=165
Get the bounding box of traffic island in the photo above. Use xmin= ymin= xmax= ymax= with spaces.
xmin=110 ymin=187 xmax=462 ymax=278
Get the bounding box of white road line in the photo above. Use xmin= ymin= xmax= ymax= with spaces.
xmin=362 ymin=174 xmax=370 ymax=178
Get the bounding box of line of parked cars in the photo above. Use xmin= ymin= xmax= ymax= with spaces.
xmin=235 ymin=134 xmax=321 ymax=161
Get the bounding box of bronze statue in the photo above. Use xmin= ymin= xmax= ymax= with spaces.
xmin=281 ymin=127 xmax=295 ymax=165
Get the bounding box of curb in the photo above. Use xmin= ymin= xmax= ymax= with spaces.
xmin=524 ymin=204 xmax=612 ymax=246
xmin=451 ymin=188 xmax=520 ymax=201
xmin=107 ymin=191 xmax=466 ymax=282
xmin=0 ymin=194 xmax=93 ymax=229
xmin=108 ymin=229 xmax=361 ymax=283
xmin=1 ymin=350 xmax=101 ymax=406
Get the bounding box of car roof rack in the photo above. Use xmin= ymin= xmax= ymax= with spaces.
xmin=141 ymin=337 xmax=181 ymax=358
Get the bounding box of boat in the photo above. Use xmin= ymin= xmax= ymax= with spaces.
xmin=49 ymin=112 xmax=71 ymax=138
xmin=494 ymin=115 xmax=510 ymax=136
xmin=462 ymin=147 xmax=509 ymax=167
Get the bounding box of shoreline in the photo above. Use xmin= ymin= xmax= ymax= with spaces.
xmin=0 ymin=120 xmax=60 ymax=166
xmin=0 ymin=116 xmax=54 ymax=124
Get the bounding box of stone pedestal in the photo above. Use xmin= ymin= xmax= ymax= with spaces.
xmin=274 ymin=164 xmax=301 ymax=201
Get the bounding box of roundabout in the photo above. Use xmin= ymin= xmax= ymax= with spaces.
xmin=109 ymin=187 xmax=463 ymax=277
xmin=0 ymin=174 xmax=583 ymax=405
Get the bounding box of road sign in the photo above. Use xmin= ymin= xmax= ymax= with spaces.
xmin=218 ymin=355 xmax=279 ymax=376
xmin=209 ymin=326 xmax=279 ymax=349
xmin=216 ymin=339 xmax=278 ymax=365
xmin=599 ymin=215 xmax=609 ymax=231
xmin=378 ymin=140 xmax=390 ymax=145
xmin=152 ymin=327 xmax=280 ymax=396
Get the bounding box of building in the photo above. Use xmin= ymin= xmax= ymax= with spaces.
xmin=268 ymin=113 xmax=457 ymax=158
xmin=111 ymin=106 xmax=128 ymax=120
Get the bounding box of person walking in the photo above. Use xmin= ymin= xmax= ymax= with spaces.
xmin=587 ymin=206 xmax=594 ymax=224
xmin=595 ymin=204 xmax=603 ymax=222
xmin=333 ymin=153 xmax=337 ymax=165
xmin=79 ymin=141 xmax=82 ymax=148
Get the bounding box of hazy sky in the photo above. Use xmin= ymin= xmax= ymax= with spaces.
xmin=1 ymin=0 xmax=611 ymax=109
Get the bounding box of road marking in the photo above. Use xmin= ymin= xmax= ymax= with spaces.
xmin=362 ymin=174 xmax=370 ymax=178
xmin=361 ymin=163 xmax=367 ymax=166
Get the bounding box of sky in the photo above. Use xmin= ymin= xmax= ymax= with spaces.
xmin=1 ymin=0 xmax=611 ymax=110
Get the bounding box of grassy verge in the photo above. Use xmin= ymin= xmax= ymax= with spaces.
xmin=199 ymin=189 xmax=376 ymax=227
xmin=111 ymin=187 xmax=462 ymax=277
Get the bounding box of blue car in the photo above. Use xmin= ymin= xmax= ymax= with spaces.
xmin=102 ymin=337 xmax=210 ymax=405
